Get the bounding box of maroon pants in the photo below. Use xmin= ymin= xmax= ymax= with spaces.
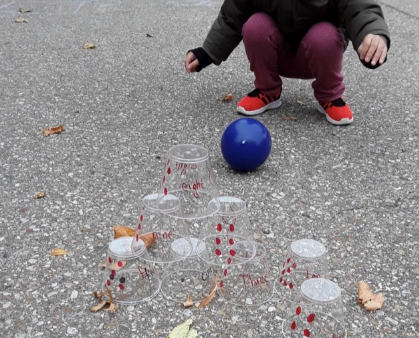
xmin=242 ymin=13 xmax=345 ymax=104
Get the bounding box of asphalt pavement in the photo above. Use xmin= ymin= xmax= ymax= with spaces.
xmin=0 ymin=0 xmax=418 ymax=337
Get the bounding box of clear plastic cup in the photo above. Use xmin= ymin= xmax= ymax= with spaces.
xmin=101 ymin=237 xmax=161 ymax=304
xmin=277 ymin=239 xmax=329 ymax=304
xmin=131 ymin=193 xmax=193 ymax=263
xmin=157 ymin=144 xmax=220 ymax=219
xmin=198 ymin=196 xmax=256 ymax=266
xmin=217 ymin=243 xmax=275 ymax=306
xmin=282 ymin=278 xmax=346 ymax=338
xmin=160 ymin=239 xmax=219 ymax=304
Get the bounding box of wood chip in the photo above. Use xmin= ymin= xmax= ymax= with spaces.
xmin=19 ymin=8 xmax=32 ymax=13
xmin=296 ymin=100 xmax=304 ymax=105
xmin=83 ymin=43 xmax=96 ymax=49
xmin=90 ymin=300 xmax=107 ymax=312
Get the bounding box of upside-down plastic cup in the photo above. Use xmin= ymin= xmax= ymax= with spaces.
xmin=157 ymin=144 xmax=220 ymax=219
xmin=198 ymin=196 xmax=256 ymax=266
xmin=160 ymin=239 xmax=220 ymax=304
xmin=282 ymin=278 xmax=346 ymax=338
xmin=217 ymin=242 xmax=275 ymax=306
xmin=277 ymin=239 xmax=329 ymax=303
xmin=131 ymin=193 xmax=193 ymax=263
xmin=101 ymin=237 xmax=161 ymax=304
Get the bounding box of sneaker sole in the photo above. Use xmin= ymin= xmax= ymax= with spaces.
xmin=316 ymin=103 xmax=354 ymax=126
xmin=237 ymin=98 xmax=282 ymax=116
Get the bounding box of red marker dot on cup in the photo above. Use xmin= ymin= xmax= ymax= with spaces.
xmin=229 ymin=224 xmax=235 ymax=232
xmin=229 ymin=249 xmax=236 ymax=256
xmin=296 ymin=306 xmax=302 ymax=315
xmin=229 ymin=238 xmax=234 ymax=245
xmin=217 ymin=224 xmax=222 ymax=232
xmin=307 ymin=313 xmax=315 ymax=323
xmin=167 ymin=167 xmax=171 ymax=175
xmin=304 ymin=329 xmax=311 ymax=337
xmin=215 ymin=237 xmax=221 ymax=245
xmin=215 ymin=249 xmax=222 ymax=256
xmin=291 ymin=321 xmax=296 ymax=330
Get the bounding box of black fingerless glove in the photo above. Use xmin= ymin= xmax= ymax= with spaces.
xmin=188 ymin=47 xmax=213 ymax=72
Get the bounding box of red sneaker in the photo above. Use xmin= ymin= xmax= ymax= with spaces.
xmin=317 ymin=98 xmax=354 ymax=125
xmin=237 ymin=89 xmax=282 ymax=116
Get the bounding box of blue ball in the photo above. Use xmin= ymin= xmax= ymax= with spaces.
xmin=221 ymin=118 xmax=271 ymax=171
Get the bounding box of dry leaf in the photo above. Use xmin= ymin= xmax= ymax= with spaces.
xmin=358 ymin=281 xmax=385 ymax=311
xmin=197 ymin=274 xmax=219 ymax=309
xmin=109 ymin=260 xmax=126 ymax=270
xmin=43 ymin=125 xmax=65 ymax=137
xmin=51 ymin=248 xmax=68 ymax=256
xmin=93 ymin=290 xmax=105 ymax=299
xmin=222 ymin=93 xmax=234 ymax=102
xmin=113 ymin=225 xmax=135 ymax=239
xmin=83 ymin=43 xmax=96 ymax=49
xmin=99 ymin=258 xmax=106 ymax=270
xmin=183 ymin=294 xmax=194 ymax=308
xmin=34 ymin=191 xmax=45 ymax=199
xmin=14 ymin=17 xmax=28 ymax=23
xmin=146 ymin=33 xmax=153 ymax=38
xmin=19 ymin=8 xmax=32 ymax=13
xmin=90 ymin=300 xmax=107 ymax=312
xmin=281 ymin=114 xmax=297 ymax=121
xmin=91 ymin=286 xmax=118 ymax=313
xmin=140 ymin=233 xmax=157 ymax=250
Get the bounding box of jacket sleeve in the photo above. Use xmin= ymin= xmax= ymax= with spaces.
xmin=339 ymin=0 xmax=390 ymax=52
xmin=202 ymin=0 xmax=253 ymax=65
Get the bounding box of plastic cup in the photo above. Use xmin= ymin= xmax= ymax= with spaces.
xmin=282 ymin=278 xmax=346 ymax=338
xmin=101 ymin=237 xmax=161 ymax=304
xmin=198 ymin=196 xmax=256 ymax=266
xmin=160 ymin=238 xmax=219 ymax=304
xmin=131 ymin=193 xmax=193 ymax=263
xmin=157 ymin=144 xmax=220 ymax=219
xmin=217 ymin=243 xmax=275 ymax=306
xmin=277 ymin=239 xmax=329 ymax=303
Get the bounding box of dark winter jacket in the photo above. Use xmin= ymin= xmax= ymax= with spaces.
xmin=192 ymin=0 xmax=390 ymax=70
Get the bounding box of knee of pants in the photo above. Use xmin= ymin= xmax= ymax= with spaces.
xmin=242 ymin=12 xmax=277 ymax=44
xmin=302 ymin=22 xmax=343 ymax=56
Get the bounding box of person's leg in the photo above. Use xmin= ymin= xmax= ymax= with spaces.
xmin=237 ymin=13 xmax=283 ymax=116
xmin=278 ymin=22 xmax=353 ymax=125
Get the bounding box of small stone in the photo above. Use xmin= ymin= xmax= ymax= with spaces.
xmin=3 ymin=302 xmax=11 ymax=309
xmin=268 ymin=306 xmax=276 ymax=312
xmin=70 ymin=290 xmax=78 ymax=299
xmin=67 ymin=327 xmax=78 ymax=335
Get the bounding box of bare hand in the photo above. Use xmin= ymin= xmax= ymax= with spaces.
xmin=357 ymin=34 xmax=388 ymax=67
xmin=185 ymin=52 xmax=200 ymax=73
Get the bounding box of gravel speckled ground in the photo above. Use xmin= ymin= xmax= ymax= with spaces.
xmin=1 ymin=0 xmax=418 ymax=337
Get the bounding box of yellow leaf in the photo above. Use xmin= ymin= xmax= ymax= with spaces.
xmin=168 ymin=319 xmax=197 ymax=338
xmin=51 ymin=248 xmax=67 ymax=256
xmin=83 ymin=43 xmax=96 ymax=49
